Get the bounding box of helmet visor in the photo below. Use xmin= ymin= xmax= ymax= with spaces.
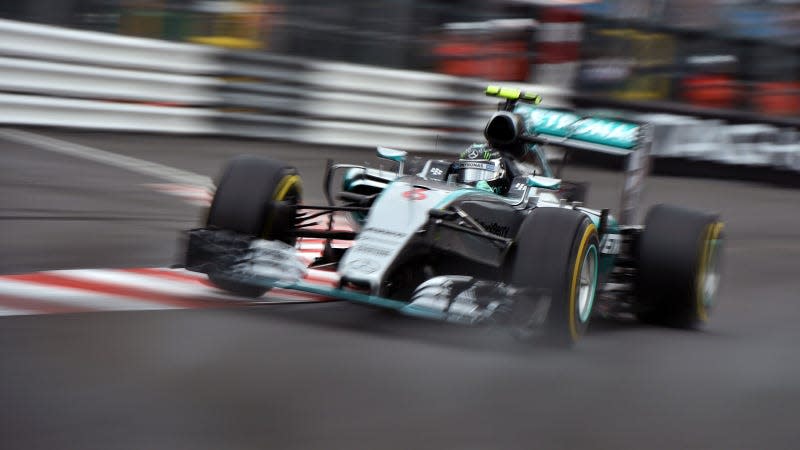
xmin=454 ymin=160 xmax=498 ymax=183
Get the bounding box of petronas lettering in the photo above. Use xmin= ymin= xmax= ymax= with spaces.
xmin=575 ymin=121 xmax=636 ymax=143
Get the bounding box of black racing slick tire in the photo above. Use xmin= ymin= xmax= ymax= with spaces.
xmin=510 ymin=207 xmax=600 ymax=346
xmin=205 ymin=155 xmax=302 ymax=298
xmin=636 ymin=204 xmax=724 ymax=328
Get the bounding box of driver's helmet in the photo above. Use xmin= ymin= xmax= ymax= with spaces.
xmin=453 ymin=144 xmax=509 ymax=194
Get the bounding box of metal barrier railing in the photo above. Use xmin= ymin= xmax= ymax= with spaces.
xmin=0 ymin=18 xmax=796 ymax=175
xmin=0 ymin=18 xmax=568 ymax=152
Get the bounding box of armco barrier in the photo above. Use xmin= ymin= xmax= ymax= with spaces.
xmin=0 ymin=56 xmax=220 ymax=105
xmin=0 ymin=18 xmax=797 ymax=177
xmin=0 ymin=93 xmax=216 ymax=134
xmin=0 ymin=19 xmax=221 ymax=74
xmin=0 ymin=18 xmax=224 ymax=135
xmin=212 ymin=50 xmax=576 ymax=149
xmin=214 ymin=52 xmax=487 ymax=150
xmin=0 ymin=18 xmax=513 ymax=150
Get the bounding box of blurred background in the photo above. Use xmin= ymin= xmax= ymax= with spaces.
xmin=1 ymin=3 xmax=800 ymax=449
xmin=1 ymin=0 xmax=799 ymax=118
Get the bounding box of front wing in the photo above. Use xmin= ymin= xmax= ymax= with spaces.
xmin=185 ymin=228 xmax=535 ymax=326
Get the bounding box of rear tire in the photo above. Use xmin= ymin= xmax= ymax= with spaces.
xmin=636 ymin=204 xmax=723 ymax=328
xmin=205 ymin=155 xmax=302 ymax=297
xmin=510 ymin=207 xmax=599 ymax=346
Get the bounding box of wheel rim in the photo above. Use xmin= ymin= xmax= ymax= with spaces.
xmin=577 ymin=245 xmax=598 ymax=322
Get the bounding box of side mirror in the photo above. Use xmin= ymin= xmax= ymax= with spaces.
xmin=526 ymin=175 xmax=561 ymax=190
xmin=377 ymin=146 xmax=407 ymax=162
xmin=377 ymin=146 xmax=407 ymax=175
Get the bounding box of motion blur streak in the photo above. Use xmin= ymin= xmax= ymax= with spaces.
xmin=0 ymin=128 xmax=214 ymax=188
xmin=1 ymin=131 xmax=798 ymax=449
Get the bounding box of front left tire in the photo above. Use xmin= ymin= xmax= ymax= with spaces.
xmin=510 ymin=207 xmax=600 ymax=346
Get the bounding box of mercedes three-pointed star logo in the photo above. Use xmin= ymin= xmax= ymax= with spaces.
xmin=349 ymin=259 xmax=379 ymax=274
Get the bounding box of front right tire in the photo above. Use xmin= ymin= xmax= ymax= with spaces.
xmin=204 ymin=155 xmax=303 ymax=298
xmin=636 ymin=204 xmax=724 ymax=328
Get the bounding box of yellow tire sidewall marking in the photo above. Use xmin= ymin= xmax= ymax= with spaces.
xmin=695 ymin=222 xmax=724 ymax=322
xmin=274 ymin=174 xmax=301 ymax=202
xmin=569 ymin=223 xmax=597 ymax=342
xmin=263 ymin=174 xmax=302 ymax=238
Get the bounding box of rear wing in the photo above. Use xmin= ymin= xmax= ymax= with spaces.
xmin=514 ymin=103 xmax=645 ymax=155
xmin=485 ymin=86 xmax=652 ymax=224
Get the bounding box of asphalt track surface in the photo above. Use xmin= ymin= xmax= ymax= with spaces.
xmin=1 ymin=129 xmax=799 ymax=449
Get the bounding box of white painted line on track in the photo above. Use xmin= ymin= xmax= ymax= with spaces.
xmin=144 ymin=183 xmax=213 ymax=206
xmin=0 ymin=306 xmax=35 ymax=316
xmin=0 ymin=129 xmax=356 ymax=316
xmin=0 ymin=128 xmax=214 ymax=189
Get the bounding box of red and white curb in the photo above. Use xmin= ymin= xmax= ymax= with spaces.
xmin=0 ymin=131 xmax=356 ymax=317
xmin=0 ymin=237 xmax=348 ymax=318
xmin=0 ymin=267 xmax=340 ymax=317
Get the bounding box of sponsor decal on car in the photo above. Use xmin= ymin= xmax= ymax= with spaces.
xmin=348 ymin=259 xmax=380 ymax=274
xmin=362 ymin=227 xmax=405 ymax=238
xmin=350 ymin=244 xmax=392 ymax=257
xmin=402 ymin=187 xmax=428 ymax=201
xmin=453 ymin=161 xmax=496 ymax=170
xmin=599 ymin=233 xmax=621 ymax=255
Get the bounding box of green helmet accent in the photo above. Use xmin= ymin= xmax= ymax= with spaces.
xmin=455 ymin=143 xmax=509 ymax=194
xmin=474 ymin=180 xmax=494 ymax=193
xmin=460 ymin=143 xmax=498 ymax=160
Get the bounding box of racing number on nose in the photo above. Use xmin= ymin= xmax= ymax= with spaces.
xmin=403 ymin=187 xmax=427 ymax=201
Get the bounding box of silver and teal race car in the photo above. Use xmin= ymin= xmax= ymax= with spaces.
xmin=184 ymin=86 xmax=724 ymax=346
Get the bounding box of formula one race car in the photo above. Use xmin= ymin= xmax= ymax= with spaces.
xmin=184 ymin=86 xmax=724 ymax=346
